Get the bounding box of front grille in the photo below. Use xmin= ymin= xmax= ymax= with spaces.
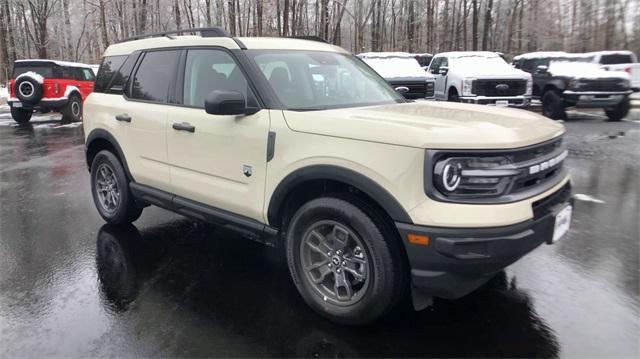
xmin=472 ymin=79 xmax=527 ymax=96
xmin=578 ymin=79 xmax=627 ymax=92
xmin=388 ymin=80 xmax=428 ymax=99
xmin=510 ymin=137 xmax=566 ymax=193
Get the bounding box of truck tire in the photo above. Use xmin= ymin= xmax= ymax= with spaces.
xmin=91 ymin=150 xmax=143 ymax=224
xmin=448 ymin=88 xmax=460 ymax=102
xmin=61 ymin=94 xmax=82 ymax=122
xmin=604 ymin=98 xmax=630 ymax=122
xmin=542 ymin=90 xmax=567 ymax=120
xmin=10 ymin=108 xmax=32 ymax=124
xmin=285 ymin=197 xmax=405 ymax=325
xmin=14 ymin=75 xmax=43 ymax=104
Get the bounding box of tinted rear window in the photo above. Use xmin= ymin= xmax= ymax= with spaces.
xmin=94 ymin=56 xmax=127 ymax=93
xmin=12 ymin=64 xmax=55 ymax=78
xmin=600 ymin=54 xmax=634 ymax=65
xmin=130 ymin=50 xmax=180 ymax=102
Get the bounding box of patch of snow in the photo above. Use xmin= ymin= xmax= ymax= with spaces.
xmin=513 ymin=51 xmax=569 ymax=61
xmin=0 ymin=86 xmax=8 ymax=98
xmin=436 ymin=51 xmax=503 ymax=59
xmin=360 ymin=53 xmax=429 ymax=80
xmin=53 ymin=122 xmax=82 ymax=128
xmin=15 ymin=59 xmax=93 ymax=69
xmin=587 ymin=50 xmax=636 ymax=57
xmin=573 ymin=194 xmax=605 ymax=204
xmin=16 ymin=71 xmax=44 ymax=84
xmin=548 ymin=61 xmax=630 ymax=80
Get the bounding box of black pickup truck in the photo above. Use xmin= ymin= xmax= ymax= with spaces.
xmin=513 ymin=52 xmax=632 ymax=121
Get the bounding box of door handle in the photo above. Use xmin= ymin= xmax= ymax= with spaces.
xmin=115 ymin=114 xmax=131 ymax=122
xmin=172 ymin=122 xmax=195 ymax=133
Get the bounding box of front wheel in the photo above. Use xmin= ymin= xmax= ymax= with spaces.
xmin=285 ymin=197 xmax=405 ymax=325
xmin=61 ymin=95 xmax=82 ymax=122
xmin=604 ymin=98 xmax=630 ymax=122
xmin=11 ymin=108 xmax=32 ymax=124
xmin=91 ymin=150 xmax=143 ymax=224
xmin=542 ymin=90 xmax=567 ymax=120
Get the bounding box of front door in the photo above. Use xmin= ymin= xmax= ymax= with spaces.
xmin=167 ymin=48 xmax=270 ymax=222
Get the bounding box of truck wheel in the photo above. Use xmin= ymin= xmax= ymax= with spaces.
xmin=61 ymin=94 xmax=82 ymax=122
xmin=10 ymin=108 xmax=33 ymax=124
xmin=448 ymin=88 xmax=460 ymax=102
xmin=285 ymin=197 xmax=404 ymax=325
xmin=91 ymin=150 xmax=143 ymax=224
xmin=604 ymin=99 xmax=630 ymax=122
xmin=542 ymin=91 xmax=567 ymax=120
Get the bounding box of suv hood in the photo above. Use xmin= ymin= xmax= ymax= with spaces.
xmin=282 ymin=101 xmax=564 ymax=149
xmin=549 ymin=62 xmax=630 ymax=80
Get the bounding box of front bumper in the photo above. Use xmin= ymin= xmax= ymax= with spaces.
xmin=563 ymin=90 xmax=631 ymax=108
xmin=396 ymin=182 xmax=572 ymax=300
xmin=459 ymin=95 xmax=530 ymax=107
xmin=7 ymin=99 xmax=69 ymax=111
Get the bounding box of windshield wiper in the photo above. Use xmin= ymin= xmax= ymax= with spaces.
xmin=289 ymin=107 xmax=327 ymax=111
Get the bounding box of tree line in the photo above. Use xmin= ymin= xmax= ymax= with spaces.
xmin=1 ymin=0 xmax=639 ymax=82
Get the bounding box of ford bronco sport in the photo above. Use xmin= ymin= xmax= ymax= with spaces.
xmin=84 ymin=28 xmax=573 ymax=325
xmin=512 ymin=52 xmax=632 ymax=121
xmin=7 ymin=59 xmax=95 ymax=124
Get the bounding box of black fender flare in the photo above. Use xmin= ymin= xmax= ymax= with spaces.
xmin=543 ymin=80 xmax=566 ymax=94
xmin=267 ymin=165 xmax=413 ymax=225
xmin=85 ymin=128 xmax=134 ymax=181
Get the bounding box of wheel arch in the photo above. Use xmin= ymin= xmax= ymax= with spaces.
xmin=543 ymin=80 xmax=565 ymax=95
xmin=267 ymin=165 xmax=413 ymax=229
xmin=85 ymin=129 xmax=134 ymax=181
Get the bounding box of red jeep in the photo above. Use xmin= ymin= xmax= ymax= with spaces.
xmin=7 ymin=59 xmax=95 ymax=124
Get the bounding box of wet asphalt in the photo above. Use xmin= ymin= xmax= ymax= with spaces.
xmin=0 ymin=108 xmax=638 ymax=358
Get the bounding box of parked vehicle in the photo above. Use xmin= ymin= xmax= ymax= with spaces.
xmin=513 ymin=51 xmax=632 ymax=121
xmin=358 ymin=52 xmax=435 ymax=99
xmin=84 ymin=28 xmax=572 ymax=325
xmin=6 ymin=59 xmax=95 ymax=124
xmin=587 ymin=51 xmax=640 ymax=91
xmin=413 ymin=53 xmax=433 ymax=70
xmin=429 ymin=51 xmax=532 ymax=107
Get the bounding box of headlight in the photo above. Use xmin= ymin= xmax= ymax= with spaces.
xmin=433 ymin=156 xmax=519 ymax=198
xmin=568 ymin=79 xmax=586 ymax=90
xmin=526 ymin=78 xmax=533 ymax=95
xmin=462 ymin=78 xmax=475 ymax=96
xmin=618 ymin=79 xmax=630 ymax=89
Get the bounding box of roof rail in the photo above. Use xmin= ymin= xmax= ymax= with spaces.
xmin=289 ymin=36 xmax=329 ymax=44
xmin=117 ymin=27 xmax=230 ymax=43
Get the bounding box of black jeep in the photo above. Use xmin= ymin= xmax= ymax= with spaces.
xmin=513 ymin=52 xmax=632 ymax=121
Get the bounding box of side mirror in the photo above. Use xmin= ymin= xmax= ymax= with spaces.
xmin=438 ymin=66 xmax=449 ymax=75
xmin=422 ymin=66 xmax=429 ymax=71
xmin=204 ymin=90 xmax=258 ymax=116
xmin=536 ymin=65 xmax=548 ymax=74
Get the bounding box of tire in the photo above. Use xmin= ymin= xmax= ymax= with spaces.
xmin=91 ymin=150 xmax=143 ymax=224
xmin=604 ymin=98 xmax=630 ymax=122
xmin=10 ymin=108 xmax=32 ymax=124
xmin=14 ymin=75 xmax=43 ymax=104
xmin=448 ymin=88 xmax=460 ymax=102
xmin=61 ymin=94 xmax=83 ymax=122
xmin=542 ymin=90 xmax=567 ymax=120
xmin=285 ymin=197 xmax=405 ymax=325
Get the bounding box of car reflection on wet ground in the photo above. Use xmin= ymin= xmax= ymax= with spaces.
xmin=0 ymin=110 xmax=638 ymax=357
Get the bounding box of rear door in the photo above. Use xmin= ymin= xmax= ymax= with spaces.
xmin=166 ymin=48 xmax=270 ymax=222
xmin=119 ymin=49 xmax=181 ymax=192
xmin=77 ymin=68 xmax=96 ymax=99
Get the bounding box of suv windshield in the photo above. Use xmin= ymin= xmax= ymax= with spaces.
xmin=12 ymin=63 xmax=54 ymax=78
xmin=248 ymin=50 xmax=404 ymax=111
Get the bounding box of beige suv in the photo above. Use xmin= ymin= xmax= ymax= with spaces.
xmin=84 ymin=28 xmax=573 ymax=325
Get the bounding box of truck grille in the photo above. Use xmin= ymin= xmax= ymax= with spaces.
xmin=510 ymin=137 xmax=566 ymax=193
xmin=578 ymin=79 xmax=627 ymax=92
xmin=388 ymin=80 xmax=429 ymax=99
xmin=472 ymin=79 xmax=527 ymax=97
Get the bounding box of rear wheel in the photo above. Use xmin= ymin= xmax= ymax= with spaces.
xmin=542 ymin=90 xmax=567 ymax=120
xmin=61 ymin=94 xmax=82 ymax=122
xmin=604 ymin=98 xmax=630 ymax=122
xmin=10 ymin=108 xmax=32 ymax=124
xmin=91 ymin=150 xmax=142 ymax=224
xmin=285 ymin=197 xmax=405 ymax=325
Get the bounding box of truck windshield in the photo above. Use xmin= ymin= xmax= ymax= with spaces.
xmin=248 ymin=50 xmax=404 ymax=111
xmin=12 ymin=64 xmax=54 ymax=78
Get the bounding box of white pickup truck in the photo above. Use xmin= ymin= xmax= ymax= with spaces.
xmin=588 ymin=51 xmax=640 ymax=92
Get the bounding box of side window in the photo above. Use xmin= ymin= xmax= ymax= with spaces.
xmin=131 ymin=50 xmax=180 ymax=102
xmin=61 ymin=66 xmax=76 ymax=80
xmin=522 ymin=59 xmax=534 ymax=72
xmin=441 ymin=57 xmax=449 ymax=69
xmin=108 ymin=53 xmax=140 ymax=95
xmin=182 ymin=49 xmax=249 ymax=108
xmin=81 ymin=68 xmax=95 ymax=81
xmin=94 ymin=56 xmax=127 ymax=93
xmin=430 ymin=57 xmax=441 ymax=73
